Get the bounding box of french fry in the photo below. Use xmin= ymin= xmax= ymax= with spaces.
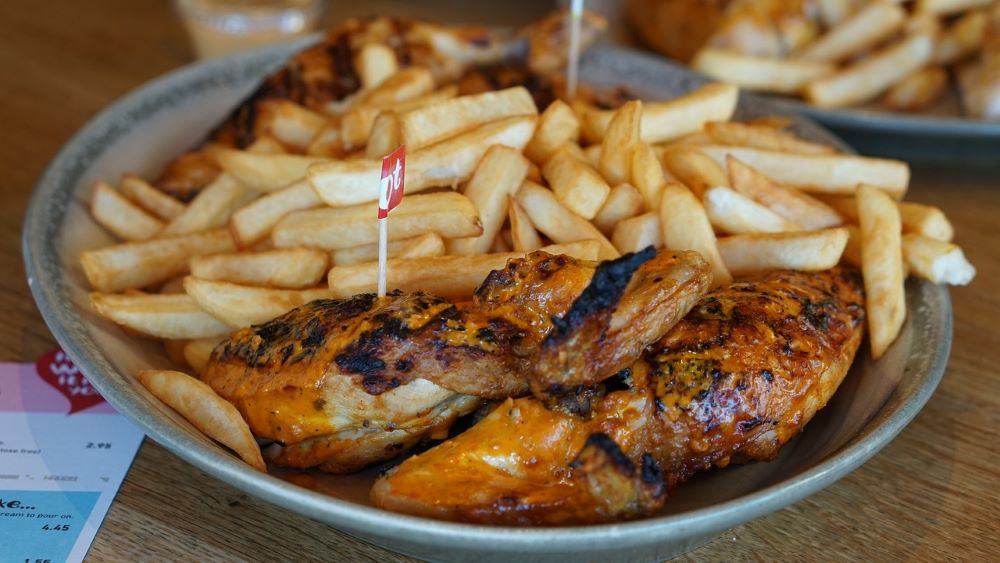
xmin=81 ymin=229 xmax=235 ymax=292
xmin=882 ymin=66 xmax=948 ymax=111
xmin=508 ymin=196 xmax=544 ymax=252
xmin=327 ymin=241 xmax=601 ymax=299
xmin=160 ymin=174 xmax=256 ymax=236
xmin=515 ymin=181 xmax=619 ymax=260
xmin=899 ymin=202 xmax=955 ymax=242
xmin=120 ymin=174 xmax=186 ymax=221
xmin=660 ymin=146 xmax=729 ymax=197
xmin=797 ymin=2 xmax=906 ymax=63
xmin=90 ymin=181 xmax=164 ymax=241
xmin=307 ymin=123 xmax=347 ymax=158
xmin=659 ymin=181 xmax=731 ymax=285
xmin=228 ymin=180 xmax=322 ymax=248
xmin=349 ymin=66 xmax=435 ymax=110
xmin=717 ymin=228 xmax=850 ymax=276
xmin=857 ymin=184 xmax=906 ymax=359
xmin=934 ymin=10 xmax=988 ymax=65
xmin=630 ymin=143 xmax=667 ymax=212
xmin=310 ymin=115 xmax=537 ymax=207
xmin=901 ymin=234 xmax=976 ymax=285
xmin=215 ymin=150 xmax=327 ymax=193
xmin=354 ymin=42 xmax=399 ymax=89
xmin=598 ymin=100 xmax=642 ymax=185
xmin=183 ymin=337 xmax=224 ymax=377
xmin=90 ymin=292 xmax=231 ymax=339
xmin=255 ymin=99 xmax=328 ymax=151
xmin=398 ymin=86 xmax=537 ymax=151
xmin=365 ymin=110 xmax=402 ymax=158
xmin=341 ymin=86 xmax=459 ymax=150
xmin=190 ymin=247 xmax=330 ymax=289
xmin=704 ymin=122 xmax=837 ymax=155
xmin=583 ymin=144 xmax=602 ymax=170
xmin=703 ymin=186 xmax=800 ymax=234
xmin=804 ymin=33 xmax=934 ymax=109
xmin=612 ymin=212 xmax=662 ymax=254
xmin=184 ymin=277 xmax=332 ymax=328
xmin=273 ymin=191 xmax=482 ymax=250
xmin=698 ymin=146 xmax=909 ymax=198
xmin=593 ymin=183 xmax=644 ymax=235
xmin=331 ymin=232 xmax=445 ymax=266
xmin=692 ymin=48 xmax=835 ymax=94
xmin=446 ymin=146 xmax=531 ymax=255
xmin=137 ymin=369 xmax=265 ymax=471
xmin=916 ymin=0 xmax=994 ymax=16
xmin=727 ymin=156 xmax=843 ymax=229
xmin=579 ymin=83 xmax=738 ymax=143
xmin=524 ymin=100 xmax=580 ymax=164
xmin=543 ymin=148 xmax=612 ymax=220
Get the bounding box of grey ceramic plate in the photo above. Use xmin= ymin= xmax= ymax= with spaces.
xmin=24 ymin=42 xmax=952 ymax=562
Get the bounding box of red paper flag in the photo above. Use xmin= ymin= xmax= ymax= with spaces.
xmin=378 ymin=145 xmax=406 ymax=219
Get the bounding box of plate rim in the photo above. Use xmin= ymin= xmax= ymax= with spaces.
xmin=23 ymin=40 xmax=953 ymax=553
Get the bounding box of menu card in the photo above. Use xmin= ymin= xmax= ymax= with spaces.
xmin=0 ymin=349 xmax=144 ymax=563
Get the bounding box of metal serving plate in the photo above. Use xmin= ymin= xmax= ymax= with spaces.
xmin=24 ymin=42 xmax=952 ymax=562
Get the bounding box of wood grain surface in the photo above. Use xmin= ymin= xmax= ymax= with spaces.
xmin=3 ymin=1 xmax=998 ymax=560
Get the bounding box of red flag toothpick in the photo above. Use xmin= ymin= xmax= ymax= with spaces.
xmin=377 ymin=145 xmax=406 ymax=298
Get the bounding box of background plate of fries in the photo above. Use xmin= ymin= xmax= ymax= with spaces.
xmin=24 ymin=38 xmax=954 ymax=561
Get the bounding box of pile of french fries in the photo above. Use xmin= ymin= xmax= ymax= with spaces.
xmin=80 ymin=51 xmax=975 ymax=470
xmin=692 ymin=0 xmax=1000 ymax=116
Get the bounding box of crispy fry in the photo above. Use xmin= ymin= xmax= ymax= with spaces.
xmin=341 ymin=87 xmax=459 ymax=150
xmin=365 ymin=110 xmax=402 ymax=158
xmin=307 ymin=122 xmax=347 ymax=158
xmin=398 ymin=86 xmax=537 ymax=151
xmin=659 ymin=181 xmax=731 ymax=285
xmin=228 ymin=180 xmax=322 ymax=248
xmin=190 ymin=248 xmax=330 ymax=289
xmin=857 ymin=184 xmax=906 ymax=359
xmin=698 ymin=146 xmax=909 ymax=198
xmin=717 ymin=228 xmax=849 ymax=276
xmin=160 ymin=174 xmax=256 ymax=236
xmin=612 ymin=212 xmax=662 ymax=254
xmin=593 ymin=183 xmax=644 ymax=235
xmin=524 ymin=99 xmax=581 ymax=164
xmin=660 ymin=146 xmax=728 ymax=197
xmin=184 ymin=277 xmax=332 ymax=328
xmin=797 ymin=2 xmax=906 ymax=63
xmin=311 ymin=115 xmax=537 ymax=206
xmin=935 ymin=10 xmax=988 ymax=64
xmin=703 ymin=186 xmax=800 ymax=234
xmin=598 ymin=100 xmax=642 ymax=186
xmin=355 ymin=42 xmax=399 ymax=89
xmin=515 ymin=181 xmax=619 ymax=260
xmin=182 ymin=337 xmax=223 ymax=376
xmin=692 ymin=48 xmax=835 ymax=94
xmin=81 ymin=229 xmax=235 ymax=292
xmin=804 ymin=33 xmax=934 ymax=109
xmin=704 ymin=122 xmax=837 ymax=155
xmin=215 ymin=150 xmax=326 ymax=193
xmin=255 ymin=99 xmax=328 ymax=151
xmin=508 ymin=196 xmax=544 ymax=252
xmin=120 ymin=174 xmax=186 ymax=221
xmin=901 ymin=234 xmax=975 ymax=285
xmin=727 ymin=156 xmax=843 ymax=229
xmin=883 ymin=66 xmax=948 ymax=111
xmin=331 ymin=232 xmax=445 ymax=266
xmin=630 ymin=143 xmax=667 ymax=212
xmin=349 ymin=66 xmax=435 ymax=110
xmin=327 ymin=241 xmax=601 ymax=299
xmin=273 ymin=191 xmax=481 ymax=250
xmin=90 ymin=181 xmax=164 ymax=241
xmin=447 ymin=146 xmax=531 ymax=255
xmin=899 ymin=202 xmax=955 ymax=242
xmin=137 ymin=369 xmax=265 ymax=471
xmin=543 ymin=148 xmax=612 ymax=220
xmin=90 ymin=292 xmax=231 ymax=339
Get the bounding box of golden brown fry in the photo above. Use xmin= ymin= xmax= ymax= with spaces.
xmin=882 ymin=66 xmax=948 ymax=111
xmin=630 ymin=143 xmax=667 ymax=212
xmin=857 ymin=184 xmax=906 ymax=359
xmin=120 ymin=174 xmax=186 ymax=221
xmin=160 ymin=174 xmax=256 ymax=236
xmin=447 ymin=146 xmax=531 ymax=255
xmin=593 ymin=183 xmax=644 ymax=235
xmin=727 ymin=156 xmax=843 ymax=229
xmin=508 ymin=196 xmax=544 ymax=252
xmin=189 ymin=248 xmax=330 ymax=289
xmin=515 ymin=181 xmax=619 ymax=260
xmin=524 ymin=99 xmax=581 ymax=164
xmin=341 ymin=87 xmax=459 ymax=151
xmin=90 ymin=292 xmax=231 ymax=339
xmin=354 ymin=42 xmax=399 ymax=89
xmin=901 ymin=233 xmax=976 ymax=285
xmin=797 ymin=2 xmax=906 ymax=63
xmin=215 ymin=150 xmax=326 ymax=193
xmin=255 ymin=99 xmax=328 ymax=151
xmin=184 ymin=277 xmax=332 ymax=328
xmin=598 ymin=100 xmax=642 ymax=185
xmin=542 ymin=148 xmax=612 ymax=220
xmin=349 ymin=66 xmax=435 ymax=110
xmin=704 ymin=122 xmax=837 ymax=155
xmin=398 ymin=86 xmax=537 ymax=150
xmin=702 ymin=186 xmax=800 ymax=234
xmin=899 ymin=202 xmax=955 ymax=242
xmin=272 ymin=191 xmax=482 ymax=250
xmin=137 ymin=369 xmax=265 ymax=471
xmin=228 ymin=180 xmax=322 ymax=248
xmin=660 ymin=146 xmax=729 ymax=197
xmin=692 ymin=48 xmax=835 ymax=94
xmin=90 ymin=181 xmax=163 ymax=241
xmin=331 ymin=232 xmax=445 ymax=266
xmin=659 ymin=181 xmax=731 ymax=285
xmin=364 ymin=110 xmax=402 ymax=158
xmin=717 ymin=228 xmax=849 ymax=276
xmin=81 ymin=229 xmax=235 ymax=292
xmin=611 ymin=212 xmax=662 ymax=254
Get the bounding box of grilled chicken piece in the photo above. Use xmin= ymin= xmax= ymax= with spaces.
xmin=372 ymin=267 xmax=865 ymax=524
xmin=202 ymin=249 xmax=710 ymax=472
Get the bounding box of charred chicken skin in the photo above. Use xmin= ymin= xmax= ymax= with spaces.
xmin=371 ymin=267 xmax=865 ymax=525
xmin=201 ymin=249 xmax=712 ymax=472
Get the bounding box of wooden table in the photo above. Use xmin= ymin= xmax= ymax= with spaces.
xmin=3 ymin=1 xmax=998 ymax=560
